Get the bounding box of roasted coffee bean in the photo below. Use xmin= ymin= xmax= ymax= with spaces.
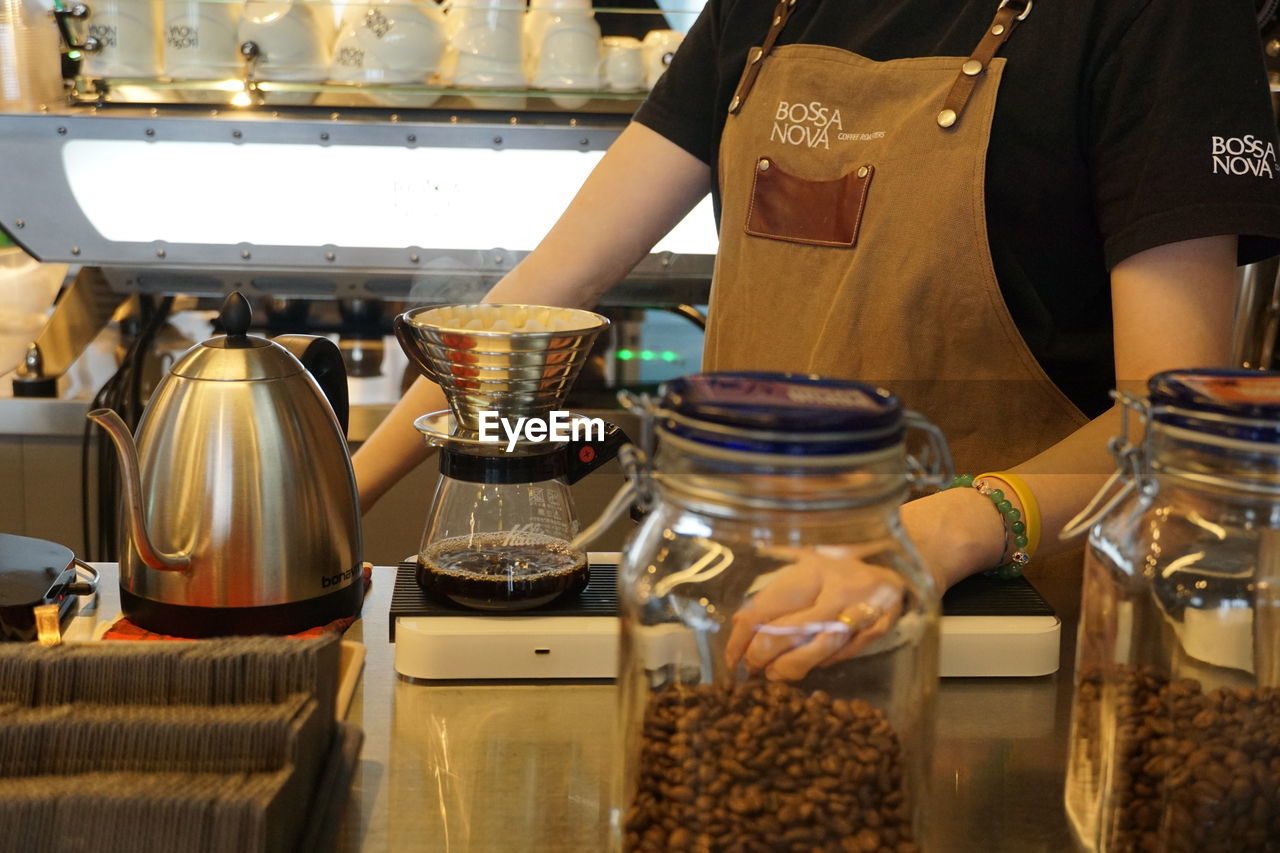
xmin=1074 ymin=664 xmax=1280 ymax=852
xmin=625 ymin=680 xmax=913 ymax=852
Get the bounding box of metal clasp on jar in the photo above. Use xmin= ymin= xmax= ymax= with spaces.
xmin=1060 ymin=390 xmax=1155 ymax=540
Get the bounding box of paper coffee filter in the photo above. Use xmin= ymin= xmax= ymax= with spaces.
xmin=410 ymin=303 xmax=605 ymax=335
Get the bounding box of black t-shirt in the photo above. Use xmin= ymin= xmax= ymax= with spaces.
xmin=634 ymin=0 xmax=1280 ymax=417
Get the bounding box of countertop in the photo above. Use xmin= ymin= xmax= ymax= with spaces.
xmin=85 ymin=567 xmax=1083 ymax=853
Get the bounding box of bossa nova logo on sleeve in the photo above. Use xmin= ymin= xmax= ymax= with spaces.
xmin=1212 ymin=135 xmax=1276 ymax=179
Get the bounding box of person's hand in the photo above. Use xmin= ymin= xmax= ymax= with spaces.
xmin=723 ymin=544 xmax=908 ymax=682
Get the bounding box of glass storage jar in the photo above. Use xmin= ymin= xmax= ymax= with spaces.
xmin=612 ymin=372 xmax=951 ymax=853
xmin=1065 ymin=369 xmax=1280 ymax=853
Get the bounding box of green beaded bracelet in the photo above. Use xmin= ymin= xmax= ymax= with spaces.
xmin=944 ymin=474 xmax=1028 ymax=580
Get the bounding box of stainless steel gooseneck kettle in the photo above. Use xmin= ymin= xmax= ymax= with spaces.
xmin=89 ymin=293 xmax=363 ymax=637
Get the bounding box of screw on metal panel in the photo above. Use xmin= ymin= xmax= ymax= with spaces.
xmin=14 ymin=220 xmax=23 ymax=229
xmin=233 ymin=130 xmax=242 ymax=139
xmin=241 ymin=249 xmax=251 ymax=259
xmin=407 ymin=134 xmax=416 ymax=143
xmin=210 ymin=109 xmax=219 ymax=117
xmin=569 ymin=118 xmax=577 ymax=127
xmin=155 ymin=248 xmax=166 ymax=258
xmin=493 ymin=136 xmax=503 ymax=145
xmin=70 ymin=247 xmax=80 ymax=255
xmin=579 ymin=137 xmax=589 ymax=146
xmin=390 ymin=114 xmax=399 ymax=122
xmin=38 ymin=104 xmax=47 ymax=112
xmin=320 ymin=132 xmax=330 ymax=141
xmin=149 ymin=107 xmax=158 ymax=116
xmin=330 ymin=113 xmax=339 ymax=120
xmin=660 ymin=253 xmax=671 ymax=267
xmin=324 ymin=251 xmax=335 ymax=261
xmin=509 ymin=116 xmax=518 ymax=125
xmin=57 ymin=127 xmax=66 ymax=135
xmin=409 ymin=253 xmax=420 ymax=263
xmin=145 ymin=128 xmax=155 ymax=137
xmin=450 ymin=115 xmax=458 ymax=123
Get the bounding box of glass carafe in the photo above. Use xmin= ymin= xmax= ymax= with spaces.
xmin=612 ymin=372 xmax=950 ymax=852
xmin=416 ymin=447 xmax=587 ymax=610
xmin=1065 ymin=369 xmax=1280 ymax=853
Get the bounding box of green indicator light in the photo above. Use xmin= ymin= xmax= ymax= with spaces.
xmin=640 ymin=350 xmax=655 ymax=361
xmin=67 ymin=50 xmax=82 ymax=60
xmin=660 ymin=351 xmax=677 ymax=362
xmin=617 ymin=349 xmax=633 ymax=361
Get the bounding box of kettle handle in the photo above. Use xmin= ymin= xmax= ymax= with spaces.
xmin=273 ymin=335 xmax=350 ymax=438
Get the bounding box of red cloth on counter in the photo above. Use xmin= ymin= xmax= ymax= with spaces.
xmin=101 ymin=564 xmax=372 ymax=641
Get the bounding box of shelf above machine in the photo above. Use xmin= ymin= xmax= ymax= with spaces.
xmin=0 ymin=107 xmax=717 ymax=301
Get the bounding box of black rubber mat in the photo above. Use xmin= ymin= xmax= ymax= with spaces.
xmin=390 ymin=561 xmax=1054 ymax=641
xmin=390 ymin=562 xmax=618 ymax=641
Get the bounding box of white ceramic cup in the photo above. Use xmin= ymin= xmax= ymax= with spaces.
xmin=449 ymin=0 xmax=523 ymax=88
xmin=528 ymin=10 xmax=599 ymax=90
xmin=641 ymin=27 xmax=682 ymax=89
xmin=330 ymin=0 xmax=445 ymax=84
xmin=162 ymin=0 xmax=242 ymax=80
xmin=600 ymin=34 xmax=642 ymax=91
xmin=80 ymin=0 xmax=162 ymax=77
xmin=238 ymin=0 xmax=334 ymax=82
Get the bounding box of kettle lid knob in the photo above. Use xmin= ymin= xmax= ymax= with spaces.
xmin=220 ymin=292 xmax=253 ymax=346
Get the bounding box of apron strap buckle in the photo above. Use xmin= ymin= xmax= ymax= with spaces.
xmin=936 ymin=0 xmax=1034 ymax=129
xmin=728 ymin=0 xmax=799 ymax=115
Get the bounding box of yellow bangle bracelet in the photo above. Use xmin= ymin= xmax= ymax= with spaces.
xmin=977 ymin=471 xmax=1040 ymax=559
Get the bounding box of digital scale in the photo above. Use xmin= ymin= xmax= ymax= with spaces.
xmin=391 ymin=552 xmax=1061 ymax=680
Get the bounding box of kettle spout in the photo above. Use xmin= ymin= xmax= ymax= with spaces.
xmin=87 ymin=408 xmax=191 ymax=571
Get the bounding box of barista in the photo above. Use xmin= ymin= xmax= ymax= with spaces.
xmin=357 ymin=0 xmax=1280 ymax=677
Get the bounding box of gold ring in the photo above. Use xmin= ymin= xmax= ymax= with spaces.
xmin=836 ymin=603 xmax=881 ymax=631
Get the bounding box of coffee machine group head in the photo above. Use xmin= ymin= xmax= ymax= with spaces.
xmin=394 ymin=304 xmax=625 ymax=611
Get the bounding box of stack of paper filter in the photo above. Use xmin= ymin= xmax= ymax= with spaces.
xmin=0 ymin=635 xmax=361 ymax=853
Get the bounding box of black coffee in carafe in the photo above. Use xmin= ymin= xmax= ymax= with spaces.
xmin=416 ymin=532 xmax=589 ymax=611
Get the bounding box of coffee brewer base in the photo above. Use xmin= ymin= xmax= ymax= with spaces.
xmin=120 ymin=579 xmax=363 ymax=638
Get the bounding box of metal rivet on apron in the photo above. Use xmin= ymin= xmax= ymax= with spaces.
xmin=749 ymin=47 xmax=763 ymax=64
xmin=857 ymin=166 xmax=869 ymax=178
xmin=730 ymin=95 xmax=741 ymax=112
xmin=991 ymin=23 xmax=1006 ymax=36
xmin=772 ymin=15 xmax=781 ymax=25
xmin=759 ymin=158 xmax=771 ymax=171
xmin=937 ymin=109 xmax=957 ymax=128
xmin=962 ymin=59 xmax=983 ymax=76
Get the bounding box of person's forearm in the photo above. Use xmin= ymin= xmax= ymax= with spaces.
xmin=488 ymin=122 xmax=711 ymax=308
xmin=352 ymin=122 xmax=711 ymax=512
xmin=353 ymin=376 xmax=447 ymax=511
xmin=903 ymin=234 xmax=1238 ymax=590
xmin=899 ymin=410 xmax=1119 ymax=590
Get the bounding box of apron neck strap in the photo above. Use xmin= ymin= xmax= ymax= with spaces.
xmin=728 ymin=0 xmax=798 ymax=115
xmin=728 ymin=0 xmax=1035 ymax=120
xmin=937 ymin=0 xmax=1033 ymax=129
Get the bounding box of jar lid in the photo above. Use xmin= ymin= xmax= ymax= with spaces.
xmin=1148 ymin=368 xmax=1280 ymax=443
xmin=659 ymin=372 xmax=903 ymax=455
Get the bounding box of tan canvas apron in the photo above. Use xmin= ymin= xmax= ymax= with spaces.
xmin=703 ymin=0 xmax=1090 ymax=579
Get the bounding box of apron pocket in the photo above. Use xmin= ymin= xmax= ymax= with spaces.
xmin=744 ymin=158 xmax=874 ymax=248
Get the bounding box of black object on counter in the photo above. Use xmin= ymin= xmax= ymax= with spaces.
xmin=0 ymin=533 xmax=95 ymax=642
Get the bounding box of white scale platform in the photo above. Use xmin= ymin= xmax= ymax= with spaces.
xmin=392 ymin=553 xmax=1060 ymax=681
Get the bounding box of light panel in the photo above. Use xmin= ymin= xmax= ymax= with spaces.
xmin=61 ymin=139 xmax=718 ymax=255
